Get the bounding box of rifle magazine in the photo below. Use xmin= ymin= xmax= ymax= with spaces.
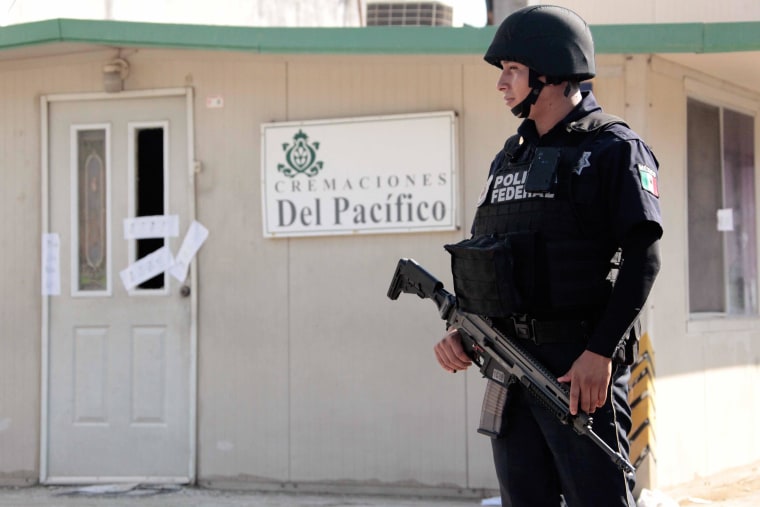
xmin=478 ymin=379 xmax=511 ymax=438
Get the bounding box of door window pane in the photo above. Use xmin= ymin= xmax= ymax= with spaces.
xmin=77 ymin=129 xmax=108 ymax=292
xmin=135 ymin=128 xmax=166 ymax=290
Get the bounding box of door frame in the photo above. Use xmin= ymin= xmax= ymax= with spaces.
xmin=39 ymin=88 xmax=198 ymax=484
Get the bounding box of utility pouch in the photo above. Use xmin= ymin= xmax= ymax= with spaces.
xmin=444 ymin=235 xmax=522 ymax=317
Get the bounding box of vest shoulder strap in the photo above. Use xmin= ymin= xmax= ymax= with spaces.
xmin=566 ymin=111 xmax=628 ymax=133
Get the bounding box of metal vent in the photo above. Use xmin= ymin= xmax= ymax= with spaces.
xmin=366 ymin=2 xmax=453 ymax=26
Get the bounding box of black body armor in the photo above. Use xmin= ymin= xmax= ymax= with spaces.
xmin=447 ymin=112 xmax=625 ymax=320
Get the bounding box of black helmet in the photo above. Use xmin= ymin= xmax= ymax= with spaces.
xmin=484 ymin=5 xmax=595 ymax=83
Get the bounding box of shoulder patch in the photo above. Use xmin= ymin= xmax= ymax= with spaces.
xmin=637 ymin=164 xmax=659 ymax=197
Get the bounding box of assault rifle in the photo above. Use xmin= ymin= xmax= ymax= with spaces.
xmin=387 ymin=258 xmax=635 ymax=474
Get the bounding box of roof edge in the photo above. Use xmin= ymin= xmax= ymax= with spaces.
xmin=1 ymin=18 xmax=760 ymax=55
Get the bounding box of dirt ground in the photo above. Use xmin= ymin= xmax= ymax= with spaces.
xmin=1 ymin=461 xmax=759 ymax=507
xmin=662 ymin=461 xmax=760 ymax=506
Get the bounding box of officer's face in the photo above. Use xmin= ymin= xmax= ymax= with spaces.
xmin=497 ymin=61 xmax=532 ymax=110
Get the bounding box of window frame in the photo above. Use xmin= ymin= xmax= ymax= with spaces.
xmin=70 ymin=123 xmax=112 ymax=298
xmin=685 ymin=78 xmax=760 ymax=321
xmin=126 ymin=120 xmax=172 ymax=297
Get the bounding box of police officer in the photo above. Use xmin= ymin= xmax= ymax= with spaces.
xmin=434 ymin=5 xmax=662 ymax=507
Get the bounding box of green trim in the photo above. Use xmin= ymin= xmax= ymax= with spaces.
xmin=703 ymin=22 xmax=760 ymax=52
xmin=592 ymin=23 xmax=705 ymax=54
xmin=0 ymin=19 xmax=65 ymax=48
xmin=594 ymin=22 xmax=760 ymax=53
xmin=0 ymin=18 xmax=495 ymax=54
xmin=2 ymin=18 xmax=760 ymax=56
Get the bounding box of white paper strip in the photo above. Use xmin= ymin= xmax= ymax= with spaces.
xmin=119 ymin=245 xmax=174 ymax=290
xmin=717 ymin=208 xmax=734 ymax=232
xmin=169 ymin=221 xmax=209 ymax=283
xmin=123 ymin=215 xmax=180 ymax=240
xmin=42 ymin=233 xmax=61 ymax=296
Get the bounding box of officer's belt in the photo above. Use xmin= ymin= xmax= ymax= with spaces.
xmin=500 ymin=316 xmax=590 ymax=345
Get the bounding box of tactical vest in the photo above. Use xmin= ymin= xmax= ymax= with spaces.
xmin=447 ymin=112 xmax=626 ymax=319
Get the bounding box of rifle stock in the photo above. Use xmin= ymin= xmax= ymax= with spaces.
xmin=387 ymin=257 xmax=635 ymax=474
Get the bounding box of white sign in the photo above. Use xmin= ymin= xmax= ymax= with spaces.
xmin=717 ymin=208 xmax=734 ymax=232
xmin=42 ymin=233 xmax=61 ymax=296
xmin=123 ymin=215 xmax=180 ymax=239
xmin=119 ymin=245 xmax=174 ymax=291
xmin=261 ymin=111 xmax=457 ymax=237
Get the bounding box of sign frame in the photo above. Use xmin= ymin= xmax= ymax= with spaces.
xmin=261 ymin=111 xmax=458 ymax=238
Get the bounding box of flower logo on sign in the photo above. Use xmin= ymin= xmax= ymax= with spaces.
xmin=278 ymin=129 xmax=323 ymax=178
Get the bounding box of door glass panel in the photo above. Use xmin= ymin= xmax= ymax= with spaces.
xmin=135 ymin=127 xmax=166 ymax=290
xmin=77 ymin=128 xmax=108 ymax=293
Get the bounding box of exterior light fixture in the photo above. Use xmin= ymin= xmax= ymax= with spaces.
xmin=102 ymin=58 xmax=130 ymax=93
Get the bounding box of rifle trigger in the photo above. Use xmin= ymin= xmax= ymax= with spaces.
xmin=470 ymin=344 xmax=484 ymax=367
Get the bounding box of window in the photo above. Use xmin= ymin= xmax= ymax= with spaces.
xmin=74 ymin=126 xmax=110 ymax=295
xmin=687 ymin=98 xmax=757 ymax=315
xmin=127 ymin=123 xmax=169 ymax=293
xmin=134 ymin=127 xmax=166 ymax=290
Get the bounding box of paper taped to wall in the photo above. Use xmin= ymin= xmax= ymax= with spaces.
xmin=717 ymin=208 xmax=734 ymax=232
xmin=42 ymin=233 xmax=61 ymax=296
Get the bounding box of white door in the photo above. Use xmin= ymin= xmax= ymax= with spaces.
xmin=43 ymin=91 xmax=195 ymax=483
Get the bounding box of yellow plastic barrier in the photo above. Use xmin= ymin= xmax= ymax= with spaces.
xmin=628 ymin=331 xmax=656 ymax=493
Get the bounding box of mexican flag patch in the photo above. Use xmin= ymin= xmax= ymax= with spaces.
xmin=637 ymin=164 xmax=659 ymax=197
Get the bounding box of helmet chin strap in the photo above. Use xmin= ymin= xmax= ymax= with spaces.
xmin=510 ymin=69 xmax=545 ymax=119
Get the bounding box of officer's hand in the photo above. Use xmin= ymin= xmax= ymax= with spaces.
xmin=557 ymin=350 xmax=612 ymax=415
xmin=434 ymin=327 xmax=472 ymax=373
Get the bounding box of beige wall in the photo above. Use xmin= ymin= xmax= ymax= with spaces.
xmin=597 ymin=51 xmax=760 ymax=487
xmin=0 ymin=56 xmax=45 ymax=486
xmin=645 ymin=54 xmax=760 ymax=487
xmin=0 ymin=52 xmax=124 ymax=485
xmin=1 ymin=45 xmax=760 ymax=493
xmin=0 ymin=48 xmax=511 ymax=492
